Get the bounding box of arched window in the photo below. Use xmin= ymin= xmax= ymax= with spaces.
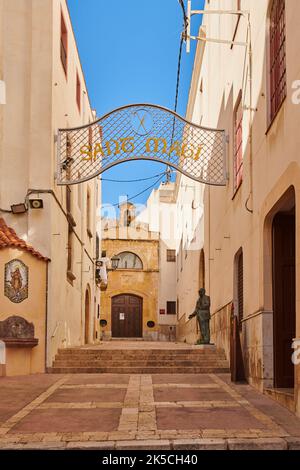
xmin=117 ymin=252 xmax=143 ymax=270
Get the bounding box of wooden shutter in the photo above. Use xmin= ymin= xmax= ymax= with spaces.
xmin=269 ymin=0 xmax=286 ymax=123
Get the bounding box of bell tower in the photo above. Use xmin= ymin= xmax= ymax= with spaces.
xmin=119 ymin=201 xmax=136 ymax=227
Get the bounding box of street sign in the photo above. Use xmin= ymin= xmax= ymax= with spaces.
xmin=57 ymin=104 xmax=227 ymax=186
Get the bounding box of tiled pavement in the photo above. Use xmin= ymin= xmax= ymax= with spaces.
xmin=0 ymin=373 xmax=300 ymax=450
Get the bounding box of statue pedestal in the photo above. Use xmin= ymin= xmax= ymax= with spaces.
xmin=194 ymin=343 xmax=215 ymax=350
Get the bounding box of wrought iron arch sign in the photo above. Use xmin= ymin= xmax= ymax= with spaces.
xmin=57 ymin=104 xmax=227 ymax=186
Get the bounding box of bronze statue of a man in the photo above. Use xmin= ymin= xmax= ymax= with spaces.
xmin=189 ymin=288 xmax=211 ymax=344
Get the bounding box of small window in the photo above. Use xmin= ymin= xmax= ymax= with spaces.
xmin=233 ymin=92 xmax=243 ymax=193
xmin=60 ymin=12 xmax=68 ymax=76
xmin=76 ymin=72 xmax=81 ymax=112
xmin=96 ymin=234 xmax=100 ymax=260
xmin=268 ymin=0 xmax=286 ymax=125
xmin=167 ymin=249 xmax=176 ymax=262
xmin=167 ymin=301 xmax=176 ymax=315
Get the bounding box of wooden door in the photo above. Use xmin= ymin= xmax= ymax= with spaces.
xmin=111 ymin=295 xmax=142 ymax=338
xmin=273 ymin=213 xmax=296 ymax=388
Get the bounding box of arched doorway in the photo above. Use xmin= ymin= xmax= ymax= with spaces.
xmin=264 ymin=186 xmax=296 ymax=390
xmin=84 ymin=287 xmax=91 ymax=344
xmin=111 ymin=294 xmax=143 ymax=338
xmin=272 ymin=208 xmax=296 ymax=388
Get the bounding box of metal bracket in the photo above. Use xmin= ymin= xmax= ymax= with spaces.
xmin=186 ymin=1 xmax=249 ymax=53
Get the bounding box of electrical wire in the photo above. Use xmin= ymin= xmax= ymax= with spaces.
xmin=100 ymin=171 xmax=168 ymax=183
xmin=171 ymin=0 xmax=188 ymax=149
xmin=179 ymin=0 xmax=188 ymax=32
xmin=174 ymin=36 xmax=184 ymax=114
xmin=110 ymin=173 xmax=166 ymax=207
xmin=174 ymin=1 xmax=188 ymax=113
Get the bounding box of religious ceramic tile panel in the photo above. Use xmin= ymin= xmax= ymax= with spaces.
xmin=4 ymin=259 xmax=29 ymax=304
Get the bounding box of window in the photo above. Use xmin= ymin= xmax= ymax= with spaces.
xmin=60 ymin=12 xmax=68 ymax=76
xmin=96 ymin=234 xmax=100 ymax=260
xmin=180 ymin=238 xmax=183 ymax=272
xmin=76 ymin=72 xmax=81 ymax=112
xmin=117 ymin=252 xmax=143 ymax=270
xmin=233 ymin=92 xmax=243 ymax=192
xmin=269 ymin=0 xmax=286 ymax=124
xmin=237 ymin=251 xmax=244 ymax=329
xmin=86 ymin=188 xmax=92 ymax=238
xmin=167 ymin=249 xmax=176 ymax=262
xmin=167 ymin=301 xmax=176 ymax=315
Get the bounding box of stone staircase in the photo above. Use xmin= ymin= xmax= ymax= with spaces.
xmin=49 ymin=344 xmax=229 ymax=374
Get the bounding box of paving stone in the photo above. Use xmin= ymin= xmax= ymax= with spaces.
xmin=116 ymin=439 xmax=170 ymax=450
xmin=0 ymin=443 xmax=26 ymax=450
xmin=66 ymin=441 xmax=115 ymax=450
xmin=108 ymin=432 xmax=137 ymax=441
xmin=136 ymin=431 xmax=159 ymax=440
xmin=21 ymin=442 xmax=67 ymax=450
xmin=285 ymin=437 xmax=300 ymax=450
xmin=227 ymin=438 xmax=288 ymax=451
xmin=173 ymin=438 xmax=227 ymax=450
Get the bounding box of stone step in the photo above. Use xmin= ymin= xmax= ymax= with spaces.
xmin=55 ymin=352 xmax=226 ymax=358
xmin=54 ymin=354 xmax=226 ymax=361
xmin=57 ymin=349 xmax=221 ymax=355
xmin=52 ymin=360 xmax=229 ymax=368
xmin=49 ymin=366 xmax=230 ymax=374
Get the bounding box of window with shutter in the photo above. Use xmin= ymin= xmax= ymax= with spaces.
xmin=269 ymin=0 xmax=286 ymax=124
xmin=60 ymin=12 xmax=68 ymax=76
xmin=234 ymin=93 xmax=243 ymax=193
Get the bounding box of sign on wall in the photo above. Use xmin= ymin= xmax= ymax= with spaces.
xmin=4 ymin=259 xmax=29 ymax=304
xmin=57 ymin=104 xmax=227 ymax=186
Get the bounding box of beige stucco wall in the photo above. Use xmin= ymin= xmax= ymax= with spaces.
xmin=137 ymin=183 xmax=178 ymax=332
xmin=0 ymin=0 xmax=101 ymax=369
xmin=0 ymin=248 xmax=47 ymax=376
xmin=174 ymin=33 xmax=206 ymax=344
xmin=100 ymin=237 xmax=159 ymax=340
xmin=194 ymin=0 xmax=300 ymax=413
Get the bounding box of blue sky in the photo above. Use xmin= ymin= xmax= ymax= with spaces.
xmin=68 ymin=0 xmax=204 ymax=206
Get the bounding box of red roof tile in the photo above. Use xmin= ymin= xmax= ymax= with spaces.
xmin=0 ymin=218 xmax=49 ymax=261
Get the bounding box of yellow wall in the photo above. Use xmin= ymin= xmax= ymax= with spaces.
xmin=100 ymin=239 xmax=159 ymax=339
xmin=0 ymin=248 xmax=47 ymax=376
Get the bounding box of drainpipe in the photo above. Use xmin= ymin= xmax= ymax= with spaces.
xmin=245 ymin=13 xmax=254 ymax=214
xmin=45 ymin=260 xmax=49 ymax=372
